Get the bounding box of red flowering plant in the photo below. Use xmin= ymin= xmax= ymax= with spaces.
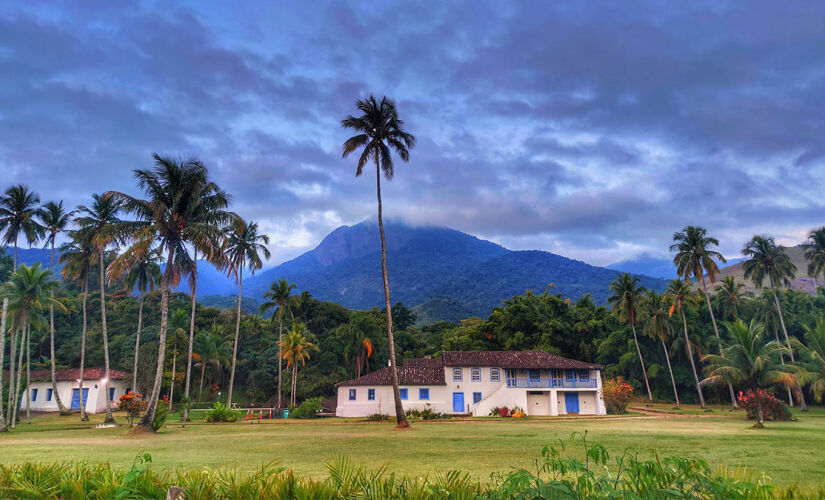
xmin=118 ymin=391 xmax=147 ymax=427
xmin=737 ymin=389 xmax=791 ymax=427
xmin=602 ymin=377 xmax=634 ymax=414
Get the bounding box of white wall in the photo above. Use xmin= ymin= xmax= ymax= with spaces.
xmin=20 ymin=380 xmax=127 ymax=414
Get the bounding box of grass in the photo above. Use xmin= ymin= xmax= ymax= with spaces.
xmin=1 ymin=405 xmax=824 ymax=488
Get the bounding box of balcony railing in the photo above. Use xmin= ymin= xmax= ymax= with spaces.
xmin=505 ymin=377 xmax=597 ymax=389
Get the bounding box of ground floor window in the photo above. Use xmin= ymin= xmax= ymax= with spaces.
xmin=400 ymin=388 xmax=408 ymax=400
xmin=368 ymin=389 xmax=376 ymax=400
xmin=47 ymin=388 xmax=53 ymax=401
xmin=348 ymin=389 xmax=356 ymax=400
xmin=419 ymin=388 xmax=429 ymax=400
xmin=473 ymin=392 xmax=482 ymax=403
xmin=109 ymin=388 xmax=116 ymax=401
xmin=32 ymin=388 xmax=38 ymax=401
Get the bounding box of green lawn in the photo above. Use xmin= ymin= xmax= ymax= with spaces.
xmin=1 ymin=406 xmax=824 ymax=487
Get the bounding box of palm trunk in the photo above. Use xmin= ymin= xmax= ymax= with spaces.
xmin=227 ymin=264 xmax=243 ymax=407
xmin=770 ymin=281 xmax=807 ymax=410
xmin=12 ymin=324 xmax=26 ymax=426
xmin=184 ymin=251 xmax=197 ymax=422
xmin=169 ymin=346 xmax=176 ymax=412
xmin=630 ymin=320 xmax=653 ymax=402
xmin=756 ymin=401 xmax=765 ymax=428
xmin=701 ymin=278 xmax=737 ymax=409
xmin=682 ymin=309 xmax=705 ymax=408
xmin=661 ymin=338 xmax=680 ymax=407
xmin=79 ymin=283 xmax=88 ymax=421
xmin=137 ymin=249 xmax=172 ymax=431
xmin=99 ymin=252 xmax=114 ymax=424
xmin=6 ymin=327 xmax=17 ymax=425
xmin=292 ymin=363 xmax=297 ymax=406
xmin=25 ymin=324 xmax=31 ymax=424
xmin=277 ymin=307 xmax=283 ymax=408
xmin=133 ymin=294 xmax=144 ymax=394
xmin=375 ymin=162 xmax=408 ymax=428
xmin=49 ymin=240 xmax=69 ymax=415
xmin=199 ymin=361 xmax=206 ymax=400
xmin=0 ymin=298 xmax=8 ymax=432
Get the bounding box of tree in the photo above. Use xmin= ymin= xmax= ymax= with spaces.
xmin=643 ymin=290 xmax=679 ymax=406
xmin=223 ymin=218 xmax=270 ymax=407
xmin=795 ymin=319 xmax=825 ymax=403
xmin=670 ymin=226 xmax=736 ymax=408
xmin=665 ymin=279 xmax=705 ymax=408
xmin=108 ymin=154 xmax=225 ymax=432
xmin=341 ymin=95 xmax=416 ymax=427
xmin=75 ymin=193 xmax=121 ymax=424
xmin=742 ymin=235 xmax=806 ymax=410
xmin=608 ymin=273 xmax=652 ymax=402
xmin=701 ymin=320 xmax=795 ymax=427
xmin=194 ymin=325 xmax=231 ymax=399
xmin=713 ymin=276 xmax=751 ymax=321
xmin=121 ymin=249 xmax=162 ymax=394
xmin=278 ymin=323 xmax=318 ymax=406
xmin=0 ymin=184 xmax=43 ymax=430
xmin=803 ymin=227 xmax=825 ymax=283
xmin=337 ymin=313 xmax=381 ymax=378
xmin=36 ymin=200 xmax=76 ymax=415
xmin=60 ymin=230 xmax=96 ymax=421
xmin=259 ymin=279 xmax=296 ymax=408
xmin=167 ymin=308 xmax=189 ymax=410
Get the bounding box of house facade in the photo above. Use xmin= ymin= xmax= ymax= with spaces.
xmin=335 ymin=351 xmax=606 ymax=417
xmin=20 ymin=368 xmax=130 ymax=414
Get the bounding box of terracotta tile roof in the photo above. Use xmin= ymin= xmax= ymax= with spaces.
xmin=29 ymin=368 xmax=131 ymax=382
xmin=442 ymin=351 xmax=601 ymax=370
xmin=403 ymin=357 xmax=444 ymax=367
xmin=336 ymin=365 xmax=445 ymax=387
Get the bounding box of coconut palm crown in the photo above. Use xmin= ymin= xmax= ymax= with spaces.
xmin=803 ymin=227 xmax=825 ymax=283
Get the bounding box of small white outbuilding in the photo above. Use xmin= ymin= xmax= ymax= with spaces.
xmin=20 ymin=368 xmax=131 ymax=414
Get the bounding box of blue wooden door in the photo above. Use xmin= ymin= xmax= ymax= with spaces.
xmin=565 ymin=392 xmax=579 ymax=413
xmin=452 ymin=392 xmax=464 ymax=413
xmin=70 ymin=388 xmax=89 ymax=410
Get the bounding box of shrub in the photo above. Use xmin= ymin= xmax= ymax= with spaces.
xmin=602 ymin=377 xmax=634 ymax=414
xmin=511 ymin=410 xmax=526 ymax=418
xmin=405 ymin=403 xmax=451 ymax=421
xmin=365 ymin=413 xmax=390 ymax=421
xmin=118 ymin=391 xmax=147 ymax=427
xmin=292 ymin=397 xmax=323 ymax=419
xmin=205 ymin=402 xmax=242 ymax=423
xmin=737 ymin=389 xmax=792 ymax=423
xmin=497 ymin=406 xmax=511 ymax=417
xmin=151 ymin=395 xmax=170 ymax=432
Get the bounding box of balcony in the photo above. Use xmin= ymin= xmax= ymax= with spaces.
xmin=505 ymin=377 xmax=597 ymax=389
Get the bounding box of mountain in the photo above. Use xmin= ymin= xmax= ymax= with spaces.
xmin=608 ymin=253 xmax=746 ymax=280
xmin=706 ymin=246 xmax=823 ymax=294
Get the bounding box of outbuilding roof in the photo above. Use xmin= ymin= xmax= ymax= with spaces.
xmin=28 ymin=368 xmax=131 ymax=383
xmin=336 ymin=365 xmax=445 ymax=387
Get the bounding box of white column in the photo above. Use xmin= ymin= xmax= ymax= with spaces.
xmin=549 ymin=389 xmax=559 ymax=416
xmin=595 ymin=370 xmax=607 ymax=415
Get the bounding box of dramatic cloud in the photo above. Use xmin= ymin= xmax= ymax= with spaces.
xmin=1 ymin=1 xmax=823 ymax=266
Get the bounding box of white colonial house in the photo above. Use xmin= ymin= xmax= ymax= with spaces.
xmin=336 ymin=351 xmax=606 ymax=417
xmin=20 ymin=368 xmax=130 ymax=414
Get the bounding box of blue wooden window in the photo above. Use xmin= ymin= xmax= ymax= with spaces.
xmin=473 ymin=392 xmax=482 ymax=403
xmin=452 ymin=368 xmax=462 ymax=381
xmin=419 ymin=388 xmax=430 ymax=400
xmin=109 ymin=388 xmax=116 ymax=401
xmin=399 ymin=388 xmax=408 ymax=400
xmin=578 ymin=370 xmax=590 ymax=380
xmin=368 ymin=389 xmax=376 ymax=400
xmin=348 ymin=389 xmax=356 ymax=401
xmin=31 ymin=388 xmax=38 ymax=401
xmin=528 ymin=369 xmax=541 ymax=382
xmin=471 ymin=368 xmax=481 ymax=382
xmin=490 ymin=368 xmax=500 ymax=382
xmin=566 ymin=370 xmax=576 ymax=381
xmin=47 ymin=388 xmax=53 ymax=401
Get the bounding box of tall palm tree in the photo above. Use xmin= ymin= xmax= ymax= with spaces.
xmin=803 ymin=227 xmax=825 ymax=283
xmin=121 ymin=249 xmax=162 ymax=394
xmin=75 ymin=194 xmax=121 ymax=424
xmin=701 ymin=320 xmax=795 ymax=427
xmin=36 ymin=200 xmax=75 ymax=416
xmin=337 ymin=314 xmax=380 ymax=378
xmin=259 ymin=279 xmax=296 ymax=408
xmin=713 ymin=276 xmax=751 ymax=321
xmin=794 ymin=319 xmax=825 ymax=403
xmin=670 ymin=226 xmax=736 ymax=408
xmin=341 ymin=95 xmax=416 ymax=427
xmin=643 ymin=290 xmax=679 ymax=406
xmin=665 ymin=279 xmax=706 ymax=408
xmin=223 ymin=218 xmax=270 ymax=407
xmin=0 ymin=184 xmax=43 ymax=429
xmin=194 ymin=325 xmax=231 ymax=399
xmin=742 ymin=235 xmax=806 ymax=410
xmin=60 ymin=230 xmax=96 ymax=421
xmin=108 ymin=154 xmax=224 ymax=432
xmin=279 ymin=323 xmax=318 ymax=406
xmin=608 ymin=273 xmax=653 ymax=402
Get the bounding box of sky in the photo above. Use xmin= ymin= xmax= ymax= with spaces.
xmin=1 ymin=1 xmax=824 ymax=267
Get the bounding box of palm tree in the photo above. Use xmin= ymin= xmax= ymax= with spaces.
xmin=0 ymin=184 xmax=43 ymax=429
xmin=794 ymin=319 xmax=825 ymax=403
xmin=36 ymin=200 xmax=75 ymax=415
xmin=279 ymin=323 xmax=318 ymax=406
xmin=337 ymin=314 xmax=380 ymax=378
xmin=643 ymin=290 xmax=679 ymax=406
xmin=341 ymin=95 xmax=416 ymax=427
xmin=107 ymin=154 xmax=224 ymax=432
xmin=121 ymin=249 xmax=162 ymax=394
xmin=194 ymin=325 xmax=231 ymax=399
xmin=259 ymin=279 xmax=296 ymax=408
xmin=75 ymin=193 xmax=121 ymax=424
xmin=670 ymin=226 xmax=736 ymax=408
xmin=714 ymin=276 xmax=751 ymax=321
xmin=223 ymin=218 xmax=270 ymax=407
xmin=803 ymin=227 xmax=825 ymax=283
xmin=60 ymin=230 xmax=96 ymax=421
xmin=701 ymin=320 xmax=795 ymax=427
xmin=665 ymin=279 xmax=706 ymax=408
xmin=0 ymin=264 xmax=65 ymax=425
xmin=742 ymin=235 xmax=806 ymax=410
xmin=608 ymin=273 xmax=653 ymax=402
xmin=167 ymin=308 xmax=189 ymax=410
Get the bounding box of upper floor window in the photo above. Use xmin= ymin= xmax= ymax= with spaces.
xmin=452 ymin=368 xmax=463 ymax=382
xmin=399 ymin=388 xmax=408 ymax=400
xmin=471 ymin=368 xmax=481 ymax=382
xmin=368 ymin=389 xmax=376 ymax=400
xmin=490 ymin=368 xmax=500 ymax=382
xmin=579 ymin=370 xmax=590 ymax=380
xmin=348 ymin=389 xmax=357 ymax=401
xmin=566 ymin=370 xmax=576 ymax=381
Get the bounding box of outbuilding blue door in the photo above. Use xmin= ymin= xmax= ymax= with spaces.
xmin=565 ymin=392 xmax=579 ymax=413
xmin=452 ymin=392 xmax=464 ymax=413
xmin=70 ymin=388 xmax=89 ymax=410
